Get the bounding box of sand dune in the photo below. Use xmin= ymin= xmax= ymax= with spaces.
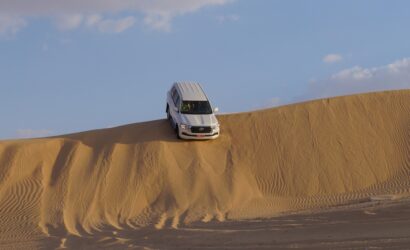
xmin=1 ymin=90 xmax=410 ymax=247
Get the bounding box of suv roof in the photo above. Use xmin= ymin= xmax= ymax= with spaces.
xmin=174 ymin=82 xmax=208 ymax=101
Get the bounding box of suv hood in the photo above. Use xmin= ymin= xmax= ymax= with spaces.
xmin=180 ymin=113 xmax=218 ymax=127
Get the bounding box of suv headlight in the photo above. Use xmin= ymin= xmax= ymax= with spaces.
xmin=180 ymin=124 xmax=190 ymax=130
xmin=211 ymin=124 xmax=219 ymax=129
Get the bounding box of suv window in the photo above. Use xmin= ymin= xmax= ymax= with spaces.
xmin=171 ymin=87 xmax=177 ymax=101
xmin=175 ymin=95 xmax=180 ymax=109
xmin=180 ymin=101 xmax=212 ymax=114
xmin=172 ymin=91 xmax=179 ymax=105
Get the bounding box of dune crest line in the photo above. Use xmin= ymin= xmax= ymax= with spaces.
xmin=1 ymin=90 xmax=410 ymax=237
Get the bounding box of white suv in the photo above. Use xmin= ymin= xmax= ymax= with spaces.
xmin=166 ymin=82 xmax=220 ymax=140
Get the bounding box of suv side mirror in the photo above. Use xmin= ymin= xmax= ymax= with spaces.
xmin=213 ymin=107 xmax=219 ymax=113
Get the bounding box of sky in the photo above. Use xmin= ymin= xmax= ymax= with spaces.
xmin=1 ymin=0 xmax=410 ymax=139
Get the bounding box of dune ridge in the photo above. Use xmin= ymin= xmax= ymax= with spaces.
xmin=1 ymin=90 xmax=410 ymax=241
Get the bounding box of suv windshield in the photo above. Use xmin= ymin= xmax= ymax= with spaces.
xmin=180 ymin=101 xmax=213 ymax=115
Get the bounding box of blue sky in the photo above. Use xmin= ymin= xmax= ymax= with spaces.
xmin=1 ymin=0 xmax=410 ymax=139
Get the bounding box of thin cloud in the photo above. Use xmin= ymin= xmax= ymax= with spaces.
xmin=56 ymin=14 xmax=83 ymax=30
xmin=0 ymin=0 xmax=234 ymax=34
xmin=323 ymin=53 xmax=343 ymax=64
xmin=86 ymin=15 xmax=136 ymax=33
xmin=98 ymin=16 xmax=136 ymax=33
xmin=301 ymin=58 xmax=410 ymax=101
xmin=0 ymin=15 xmax=26 ymax=36
xmin=16 ymin=129 xmax=53 ymax=138
xmin=143 ymin=13 xmax=172 ymax=32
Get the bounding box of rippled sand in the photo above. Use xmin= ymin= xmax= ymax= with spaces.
xmin=1 ymin=90 xmax=410 ymax=248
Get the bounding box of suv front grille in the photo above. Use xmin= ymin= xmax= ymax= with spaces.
xmin=191 ymin=126 xmax=212 ymax=133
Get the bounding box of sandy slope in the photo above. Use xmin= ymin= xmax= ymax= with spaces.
xmin=1 ymin=90 xmax=410 ymax=247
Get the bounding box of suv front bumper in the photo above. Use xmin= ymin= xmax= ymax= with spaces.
xmin=179 ymin=126 xmax=220 ymax=140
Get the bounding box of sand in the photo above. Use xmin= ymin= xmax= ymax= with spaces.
xmin=1 ymin=90 xmax=410 ymax=249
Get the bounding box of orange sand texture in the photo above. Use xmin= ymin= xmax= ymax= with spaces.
xmin=1 ymin=90 xmax=410 ymax=248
